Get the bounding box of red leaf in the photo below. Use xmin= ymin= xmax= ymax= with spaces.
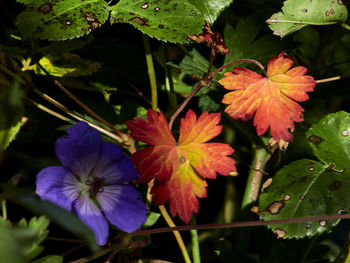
xmin=218 ymin=52 xmax=316 ymax=142
xmin=126 ymin=109 xmax=236 ymax=223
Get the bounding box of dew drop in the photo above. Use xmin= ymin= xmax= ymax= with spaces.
xmin=65 ymin=20 xmax=72 ymax=25
xmin=319 ymin=221 xmax=327 ymax=227
xmin=338 ymin=209 xmax=346 ymax=214
xmin=154 ymin=7 xmax=160 ymax=11
xmin=86 ymin=16 xmax=95 ymax=22
xmin=308 ymin=167 xmax=315 ymax=171
xmin=306 ymin=223 xmax=312 ymax=229
xmin=141 ymin=2 xmax=149 ymax=9
xmin=342 ymin=130 xmax=349 ymax=136
xmin=300 ymin=195 xmax=305 ymax=200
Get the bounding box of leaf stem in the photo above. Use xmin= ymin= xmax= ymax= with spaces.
xmin=142 ymin=34 xmax=158 ymax=111
xmin=341 ymin=23 xmax=350 ymax=31
xmin=316 ymin=76 xmax=341 ymax=83
xmin=36 ymin=63 xmax=129 ymax=144
xmin=241 ymin=141 xmax=277 ymax=211
xmin=169 ymin=81 xmax=204 ymax=129
xmin=163 ymin=44 xmax=177 ymax=111
xmin=210 ymin=59 xmax=266 ymax=77
xmin=159 ymin=205 xmax=192 ymax=263
xmin=130 ymin=213 xmax=350 ymax=236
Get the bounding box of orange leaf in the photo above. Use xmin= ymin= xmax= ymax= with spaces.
xmin=126 ymin=109 xmax=236 ymax=224
xmin=218 ymin=52 xmax=316 ymax=142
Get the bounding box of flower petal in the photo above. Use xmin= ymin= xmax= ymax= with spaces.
xmin=73 ymin=194 xmax=109 ymax=246
xmin=55 ymin=122 xmax=102 ymax=176
xmin=36 ymin=166 xmax=78 ymax=211
xmin=93 ymin=142 xmax=140 ymax=184
xmin=97 ymin=185 xmax=147 ymax=233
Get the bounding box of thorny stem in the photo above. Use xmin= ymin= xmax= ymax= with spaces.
xmin=130 ymin=213 xmax=350 ymax=237
xmin=142 ymin=34 xmax=158 ymax=111
xmin=36 ymin=63 xmax=130 ymax=145
xmin=159 ymin=205 xmax=192 ymax=263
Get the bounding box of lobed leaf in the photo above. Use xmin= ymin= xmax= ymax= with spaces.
xmin=188 ymin=0 xmax=233 ymax=24
xmin=16 ymin=0 xmax=109 ymax=41
xmin=126 ymin=109 xmax=236 ymax=223
xmin=267 ymin=0 xmax=348 ymax=38
xmin=218 ymin=52 xmax=316 ymax=142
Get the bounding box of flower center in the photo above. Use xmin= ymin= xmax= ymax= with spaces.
xmin=82 ymin=177 xmax=105 ymax=197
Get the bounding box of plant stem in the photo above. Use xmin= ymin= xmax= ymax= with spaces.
xmin=190 ymin=228 xmax=200 ymax=263
xmin=241 ymin=143 xmax=276 ymax=211
xmin=30 ymin=98 xmax=123 ymax=143
xmin=163 ymin=44 xmax=177 ymax=111
xmin=1 ymin=200 xmax=7 ymax=220
xmin=316 ymin=76 xmax=341 ymax=83
xmin=142 ymin=34 xmax=158 ymax=111
xmin=130 ymin=213 xmax=350 ymax=236
xmin=159 ymin=205 xmax=192 ymax=263
xmin=210 ymin=59 xmax=265 ymax=77
xmin=341 ymin=23 xmax=350 ymax=31
xmin=36 ymin=63 xmax=129 ymax=144
xmin=169 ymin=81 xmax=204 ymax=129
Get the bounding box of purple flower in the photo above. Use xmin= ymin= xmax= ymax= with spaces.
xmin=36 ymin=122 xmax=148 ymax=245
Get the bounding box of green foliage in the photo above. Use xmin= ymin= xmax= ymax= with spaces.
xmin=16 ymin=0 xmax=109 ymax=41
xmin=14 ymin=195 xmax=99 ymax=251
xmin=32 ymin=255 xmax=63 ymax=263
xmin=110 ymin=0 xmax=204 ymax=43
xmin=223 ymin=17 xmax=285 ymax=70
xmin=188 ymin=0 xmax=233 ymax=24
xmin=0 ymin=121 xmax=21 ymax=153
xmin=259 ymin=111 xmax=350 ymax=239
xmin=267 ymin=0 xmax=348 ymax=38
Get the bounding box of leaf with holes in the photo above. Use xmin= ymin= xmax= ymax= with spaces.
xmin=267 ymin=0 xmax=348 ymax=38
xmin=126 ymin=109 xmax=236 ymax=223
xmin=218 ymin=52 xmax=316 ymax=142
xmin=16 ymin=0 xmax=109 ymax=41
xmin=259 ymin=111 xmax=350 ymax=239
xmin=110 ymin=0 xmax=204 ymax=43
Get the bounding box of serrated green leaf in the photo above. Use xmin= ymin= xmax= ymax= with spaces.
xmin=267 ymin=0 xmax=348 ymax=38
xmin=187 ymin=0 xmax=233 ymax=24
xmin=16 ymin=0 xmax=109 ymax=41
xmin=259 ymin=111 xmax=350 ymax=239
xmin=177 ymin=49 xmax=210 ymax=77
xmin=0 ymin=120 xmax=21 ymax=153
xmin=306 ymin=111 xmax=350 ymax=169
xmin=14 ymin=195 xmax=99 ymax=251
xmin=110 ymin=0 xmax=204 ymax=43
xmin=32 ymin=255 xmax=63 ymax=263
xmin=259 ymin=160 xmax=344 ymax=239
xmin=223 ymin=17 xmax=284 ymax=71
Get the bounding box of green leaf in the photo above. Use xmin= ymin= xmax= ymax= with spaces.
xmin=110 ymin=0 xmax=204 ymax=43
xmin=33 ymin=53 xmax=102 ymax=77
xmin=306 ymin=111 xmax=350 ymax=169
xmin=259 ymin=111 xmax=350 ymax=239
xmin=187 ymin=0 xmax=233 ymax=24
xmin=267 ymin=0 xmax=348 ymax=38
xmin=14 ymin=195 xmax=99 ymax=251
xmin=223 ymin=17 xmax=284 ymax=71
xmin=0 ymin=120 xmax=21 ymax=152
xmin=177 ymin=49 xmax=210 ymax=77
xmin=16 ymin=0 xmax=109 ymax=41
xmin=32 ymin=255 xmax=63 ymax=263
xmin=0 ymin=225 xmax=26 ymax=263
xmin=143 ymin=212 xmax=161 ymax=228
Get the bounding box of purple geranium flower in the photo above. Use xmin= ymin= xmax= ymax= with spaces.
xmin=36 ymin=122 xmax=148 ymax=245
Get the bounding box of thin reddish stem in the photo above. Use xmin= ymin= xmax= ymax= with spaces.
xmin=210 ymin=59 xmax=265 ymax=78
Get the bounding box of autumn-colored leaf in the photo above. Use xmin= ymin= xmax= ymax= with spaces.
xmin=126 ymin=109 xmax=236 ymax=224
xmin=218 ymin=52 xmax=316 ymax=142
